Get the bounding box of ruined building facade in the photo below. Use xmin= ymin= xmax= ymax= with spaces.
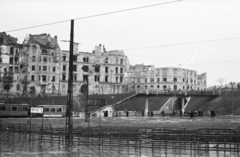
xmin=125 ymin=64 xmax=207 ymax=93
xmin=59 ymin=44 xmax=130 ymax=95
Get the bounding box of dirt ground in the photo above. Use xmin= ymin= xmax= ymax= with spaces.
xmin=2 ymin=115 xmax=240 ymax=129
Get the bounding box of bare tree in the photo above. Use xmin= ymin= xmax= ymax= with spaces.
xmin=216 ymin=78 xmax=225 ymax=87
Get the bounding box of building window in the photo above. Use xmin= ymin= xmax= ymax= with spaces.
xmin=104 ymin=58 xmax=108 ymax=64
xmin=115 ymin=67 xmax=118 ymax=74
xmin=105 ymin=76 xmax=108 ymax=82
xmin=53 ymin=67 xmax=56 ymax=72
xmin=145 ymin=78 xmax=147 ymax=83
xmin=157 ymin=78 xmax=160 ymax=82
xmin=116 ymin=77 xmax=118 ymax=83
xmin=83 ymin=75 xmax=88 ymax=82
xmin=31 ymin=75 xmax=35 ymax=81
xmin=52 ymin=76 xmax=55 ymax=82
xmin=43 ymin=66 xmax=47 ymax=71
xmin=150 ymin=78 xmax=154 ymax=82
xmin=62 ymin=56 xmax=66 ymax=61
xmin=39 ymin=66 xmax=41 ymax=71
xmin=163 ymin=85 xmax=167 ymax=89
xmin=137 ymin=85 xmax=140 ymax=88
xmin=183 ymin=78 xmax=185 ymax=82
xmin=95 ymin=75 xmax=100 ymax=82
xmin=39 ymin=56 xmax=41 ymax=62
xmin=42 ymin=75 xmax=47 ymax=82
xmin=57 ymin=108 xmax=62 ymax=112
xmin=43 ymin=56 xmax=47 ymax=62
xmin=174 ymin=85 xmax=177 ymax=90
xmin=12 ymin=107 xmax=17 ymax=111
xmin=51 ymin=108 xmax=55 ymax=112
xmin=120 ymin=59 xmax=124 ymax=65
xmin=62 ymin=74 xmax=66 ymax=81
xmin=157 ymin=85 xmax=160 ymax=88
xmin=10 ymin=47 xmax=14 ymax=55
xmin=83 ymin=57 xmax=89 ymax=63
xmin=120 ymin=68 xmax=123 ymax=73
xmin=163 ymin=78 xmax=167 ymax=82
xmin=150 ymin=85 xmax=154 ymax=88
xmin=49 ymin=57 xmax=51 ymax=62
xmin=105 ymin=67 xmax=108 ymax=73
xmin=32 ymin=65 xmax=35 ymax=71
xmin=120 ymin=76 xmax=123 ymax=83
xmin=73 ymin=65 xmax=77 ymax=72
xmin=16 ymin=84 xmax=20 ymax=91
xmin=32 ymin=56 xmax=36 ymax=62
xmin=174 ymin=78 xmax=177 ymax=82
xmin=63 ymin=65 xmax=66 ymax=71
xmin=82 ymin=65 xmax=89 ymax=72
xmin=74 ymin=75 xmax=77 ymax=81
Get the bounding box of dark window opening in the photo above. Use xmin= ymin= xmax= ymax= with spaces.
xmin=51 ymin=108 xmax=55 ymax=112
xmin=157 ymin=85 xmax=160 ymax=88
xmin=43 ymin=66 xmax=47 ymax=71
xmin=83 ymin=75 xmax=88 ymax=82
xmin=73 ymin=65 xmax=77 ymax=72
xmin=157 ymin=78 xmax=160 ymax=82
xmin=105 ymin=67 xmax=108 ymax=73
xmin=120 ymin=59 xmax=124 ymax=65
xmin=57 ymin=108 xmax=62 ymax=112
xmin=10 ymin=47 xmax=14 ymax=55
xmin=104 ymin=58 xmax=108 ymax=64
xmin=115 ymin=67 xmax=118 ymax=74
xmin=95 ymin=75 xmax=100 ymax=82
xmin=63 ymin=56 xmax=66 ymax=61
xmin=120 ymin=68 xmax=123 ymax=73
xmin=43 ymin=57 xmax=47 ymax=62
xmin=44 ymin=108 xmax=49 ymax=112
xmin=82 ymin=65 xmax=89 ymax=72
xmin=31 ymin=75 xmax=35 ymax=81
xmin=120 ymin=76 xmax=123 ymax=83
xmin=23 ymin=107 xmax=28 ymax=111
xmin=53 ymin=67 xmax=56 ymax=72
xmin=52 ymin=76 xmax=55 ymax=82
xmin=145 ymin=78 xmax=147 ymax=83
xmin=83 ymin=57 xmax=89 ymax=63
xmin=105 ymin=76 xmax=108 ymax=82
xmin=174 ymin=78 xmax=177 ymax=82
xmin=116 ymin=77 xmax=118 ymax=82
xmin=163 ymin=78 xmax=167 ymax=82
xmin=94 ymin=66 xmax=100 ymax=72
xmin=12 ymin=107 xmax=17 ymax=111
xmin=42 ymin=75 xmax=47 ymax=82
xmin=63 ymin=65 xmax=66 ymax=71
xmin=74 ymin=75 xmax=77 ymax=81
xmin=62 ymin=74 xmax=66 ymax=81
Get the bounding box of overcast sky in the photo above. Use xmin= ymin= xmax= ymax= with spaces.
xmin=1 ymin=0 xmax=240 ymax=87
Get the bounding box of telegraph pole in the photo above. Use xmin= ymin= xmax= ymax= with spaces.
xmin=66 ymin=19 xmax=74 ymax=148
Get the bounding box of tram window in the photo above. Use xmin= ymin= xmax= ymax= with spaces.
xmin=23 ymin=107 xmax=28 ymax=111
xmin=12 ymin=107 xmax=17 ymax=111
xmin=44 ymin=108 xmax=49 ymax=112
xmin=0 ymin=106 xmax=6 ymax=111
xmin=57 ymin=108 xmax=62 ymax=112
xmin=51 ymin=108 xmax=55 ymax=112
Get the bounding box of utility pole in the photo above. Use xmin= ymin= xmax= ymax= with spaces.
xmin=66 ymin=19 xmax=74 ymax=148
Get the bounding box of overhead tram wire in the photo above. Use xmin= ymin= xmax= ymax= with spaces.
xmin=5 ymin=0 xmax=183 ymax=33
xmin=123 ymin=36 xmax=240 ymax=51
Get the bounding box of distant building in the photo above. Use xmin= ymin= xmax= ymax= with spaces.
xmin=0 ymin=32 xmax=21 ymax=96
xmin=125 ymin=64 xmax=207 ymax=93
xmin=59 ymin=44 xmax=130 ymax=95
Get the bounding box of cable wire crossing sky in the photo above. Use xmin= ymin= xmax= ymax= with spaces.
xmin=1 ymin=0 xmax=240 ymax=86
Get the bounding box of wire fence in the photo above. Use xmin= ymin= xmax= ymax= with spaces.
xmin=1 ymin=124 xmax=240 ymax=156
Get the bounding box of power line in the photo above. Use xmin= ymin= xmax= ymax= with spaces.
xmin=123 ymin=36 xmax=240 ymax=51
xmin=189 ymin=60 xmax=240 ymax=65
xmin=5 ymin=0 xmax=183 ymax=33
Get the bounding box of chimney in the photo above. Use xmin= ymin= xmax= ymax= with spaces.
xmin=103 ymin=45 xmax=106 ymax=52
xmin=99 ymin=44 xmax=102 ymax=53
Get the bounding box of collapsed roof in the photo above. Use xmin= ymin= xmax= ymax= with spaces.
xmin=0 ymin=32 xmax=18 ymax=45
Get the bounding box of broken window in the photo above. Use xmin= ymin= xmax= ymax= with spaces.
xmin=63 ymin=65 xmax=66 ymax=71
xmin=83 ymin=57 xmax=89 ymax=63
xmin=74 ymin=75 xmax=77 ymax=81
xmin=31 ymin=75 xmax=35 ymax=81
xmin=174 ymin=78 xmax=177 ymax=82
xmin=43 ymin=56 xmax=47 ymax=62
xmin=157 ymin=85 xmax=160 ymax=88
xmin=116 ymin=77 xmax=118 ymax=83
xmin=62 ymin=56 xmax=66 ymax=61
xmin=94 ymin=75 xmax=100 ymax=82
xmin=62 ymin=74 xmax=66 ymax=81
xmin=105 ymin=67 xmax=108 ymax=73
xmin=145 ymin=78 xmax=147 ymax=83
xmin=157 ymin=78 xmax=160 ymax=82
xmin=42 ymin=75 xmax=47 ymax=82
xmin=94 ymin=66 xmax=100 ymax=73
xmin=39 ymin=66 xmax=41 ymax=71
xmin=73 ymin=65 xmax=77 ymax=72
xmin=120 ymin=76 xmax=123 ymax=83
xmin=104 ymin=58 xmax=108 ymax=64
xmin=53 ymin=67 xmax=56 ymax=72
xmin=10 ymin=47 xmax=14 ymax=55
xmin=43 ymin=66 xmax=47 ymax=71
xmin=82 ymin=65 xmax=89 ymax=72
xmin=105 ymin=76 xmax=108 ymax=82
xmin=83 ymin=75 xmax=88 ymax=82
xmin=163 ymin=78 xmax=167 ymax=82
xmin=32 ymin=66 xmax=35 ymax=71
xmin=39 ymin=56 xmax=41 ymax=62
xmin=120 ymin=68 xmax=123 ymax=73
xmin=115 ymin=67 xmax=118 ymax=74
xmin=9 ymin=57 xmax=13 ymax=64
xmin=52 ymin=76 xmax=55 ymax=82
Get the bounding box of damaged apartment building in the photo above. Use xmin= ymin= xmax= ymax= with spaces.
xmin=0 ymin=32 xmax=61 ymax=96
xmin=59 ymin=44 xmax=130 ymax=95
xmin=125 ymin=64 xmax=207 ymax=93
